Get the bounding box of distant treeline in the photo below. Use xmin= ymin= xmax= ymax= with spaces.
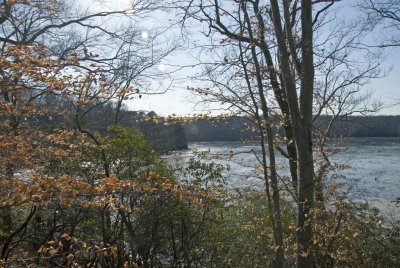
xmin=81 ymin=105 xmax=188 ymax=153
xmin=36 ymin=96 xmax=188 ymax=153
xmin=36 ymin=95 xmax=399 ymax=147
xmin=184 ymin=116 xmax=400 ymax=142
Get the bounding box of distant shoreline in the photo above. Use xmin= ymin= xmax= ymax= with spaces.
xmin=184 ymin=115 xmax=400 ymax=142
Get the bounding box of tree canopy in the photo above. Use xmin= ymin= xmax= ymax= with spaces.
xmin=0 ymin=1 xmax=399 ymax=267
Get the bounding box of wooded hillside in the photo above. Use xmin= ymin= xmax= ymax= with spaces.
xmin=185 ymin=116 xmax=400 ymax=141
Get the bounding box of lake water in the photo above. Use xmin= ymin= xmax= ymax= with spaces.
xmin=180 ymin=137 xmax=400 ymax=216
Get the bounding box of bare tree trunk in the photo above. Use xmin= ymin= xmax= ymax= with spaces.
xmin=297 ymin=0 xmax=315 ymax=266
xmin=270 ymin=0 xmax=315 ymax=267
xmin=252 ymin=1 xmax=299 ymax=189
xmin=240 ymin=2 xmax=285 ymax=265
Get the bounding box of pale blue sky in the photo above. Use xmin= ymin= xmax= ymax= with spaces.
xmin=96 ymin=0 xmax=400 ymax=116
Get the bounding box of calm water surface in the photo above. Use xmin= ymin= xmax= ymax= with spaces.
xmin=183 ymin=137 xmax=400 ymax=215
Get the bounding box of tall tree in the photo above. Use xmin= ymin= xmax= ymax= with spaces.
xmin=174 ymin=0 xmax=382 ymax=266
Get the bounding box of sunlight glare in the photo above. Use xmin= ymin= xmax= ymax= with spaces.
xmin=141 ymin=31 xmax=149 ymax=39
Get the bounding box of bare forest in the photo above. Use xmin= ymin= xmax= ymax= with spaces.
xmin=0 ymin=1 xmax=399 ymax=267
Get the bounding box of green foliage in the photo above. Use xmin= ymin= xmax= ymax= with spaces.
xmin=103 ymin=125 xmax=160 ymax=180
xmin=181 ymin=157 xmax=229 ymax=190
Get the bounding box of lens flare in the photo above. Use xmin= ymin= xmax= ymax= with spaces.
xmin=141 ymin=31 xmax=149 ymax=39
